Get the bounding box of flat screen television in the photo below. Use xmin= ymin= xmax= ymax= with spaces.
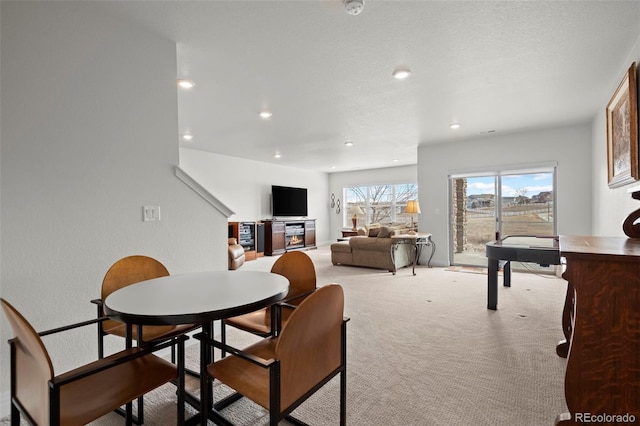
xmin=272 ymin=185 xmax=308 ymax=217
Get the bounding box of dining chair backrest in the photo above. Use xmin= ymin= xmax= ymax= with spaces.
xmin=270 ymin=251 xmax=316 ymax=302
xmin=101 ymin=255 xmax=169 ymax=302
xmin=2 ymin=299 xmax=55 ymax=425
xmin=275 ymin=284 xmax=344 ymax=411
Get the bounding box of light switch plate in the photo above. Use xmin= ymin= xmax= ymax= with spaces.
xmin=143 ymin=206 xmax=161 ymax=222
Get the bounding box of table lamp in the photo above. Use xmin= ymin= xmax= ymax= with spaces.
xmin=406 ymin=200 xmax=421 ymax=234
xmin=349 ymin=205 xmax=365 ymax=231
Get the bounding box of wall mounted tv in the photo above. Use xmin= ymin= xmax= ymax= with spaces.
xmin=272 ymin=185 xmax=308 ymax=217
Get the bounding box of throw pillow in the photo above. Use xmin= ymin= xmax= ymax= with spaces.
xmin=377 ymin=226 xmax=393 ymax=238
xmin=368 ymin=227 xmax=380 ymax=237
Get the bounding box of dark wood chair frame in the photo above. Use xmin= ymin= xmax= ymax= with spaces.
xmin=7 ymin=315 xmax=186 ymax=426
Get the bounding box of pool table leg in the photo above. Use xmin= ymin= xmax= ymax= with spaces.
xmin=503 ymin=261 xmax=511 ymax=287
xmin=488 ymin=257 xmax=499 ymax=310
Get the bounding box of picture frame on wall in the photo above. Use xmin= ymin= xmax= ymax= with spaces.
xmin=606 ymin=62 xmax=638 ymax=189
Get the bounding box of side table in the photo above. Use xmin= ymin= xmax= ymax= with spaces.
xmin=341 ymin=230 xmax=359 ymax=238
xmin=390 ymin=233 xmax=435 ymax=275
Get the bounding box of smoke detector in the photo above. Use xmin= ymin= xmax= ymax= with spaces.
xmin=344 ymin=0 xmax=364 ymax=15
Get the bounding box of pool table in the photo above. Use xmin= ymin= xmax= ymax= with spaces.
xmin=485 ymin=235 xmax=560 ymax=310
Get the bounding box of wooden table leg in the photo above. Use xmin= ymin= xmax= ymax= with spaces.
xmin=556 ymin=281 xmax=573 ymax=359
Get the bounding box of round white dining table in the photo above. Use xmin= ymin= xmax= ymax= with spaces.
xmin=104 ymin=270 xmax=289 ymax=325
xmin=103 ymin=269 xmax=289 ymax=425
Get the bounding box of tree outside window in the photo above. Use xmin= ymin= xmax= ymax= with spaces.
xmin=344 ymin=183 xmax=418 ymax=228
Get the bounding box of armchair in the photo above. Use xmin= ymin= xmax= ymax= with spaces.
xmin=1 ymin=298 xmax=185 ymax=426
xmin=228 ymin=238 xmax=245 ymax=270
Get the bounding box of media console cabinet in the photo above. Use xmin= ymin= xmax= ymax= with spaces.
xmin=264 ymin=219 xmax=316 ymax=256
xmin=228 ymin=221 xmax=265 ymax=261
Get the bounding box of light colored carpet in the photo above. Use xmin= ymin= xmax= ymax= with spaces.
xmin=3 ymin=245 xmax=569 ymax=425
xmin=444 ymin=266 xmax=489 ymax=274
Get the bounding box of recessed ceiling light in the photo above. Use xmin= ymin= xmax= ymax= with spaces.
xmin=273 ymin=153 xmax=282 ymax=159
xmin=344 ymin=0 xmax=364 ymax=15
xmin=344 ymin=141 xmax=354 ymax=147
xmin=182 ymin=133 xmax=194 ymax=141
xmin=392 ymin=67 xmax=411 ymax=80
xmin=392 ymin=158 xmax=399 ymax=162
xmin=177 ymin=79 xmax=195 ymax=89
xmin=260 ymin=110 xmax=273 ymax=119
xmin=450 ymin=123 xmax=461 ymax=129
xmin=331 ymin=165 xmax=337 ymax=169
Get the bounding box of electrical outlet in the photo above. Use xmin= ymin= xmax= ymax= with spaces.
xmin=143 ymin=206 xmax=161 ymax=222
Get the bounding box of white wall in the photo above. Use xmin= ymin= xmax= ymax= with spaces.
xmin=592 ymin=34 xmax=640 ymax=236
xmin=179 ymin=148 xmax=331 ymax=244
xmin=328 ymin=165 xmax=418 ymax=240
xmin=0 ymin=2 xmax=227 ymax=401
xmin=418 ymin=123 xmax=593 ymax=266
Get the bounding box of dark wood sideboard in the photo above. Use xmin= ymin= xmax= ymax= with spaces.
xmin=556 ymin=235 xmax=640 ymax=424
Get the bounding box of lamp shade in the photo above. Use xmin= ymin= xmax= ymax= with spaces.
xmin=405 ymin=200 xmax=421 ymax=214
xmin=349 ymin=205 xmax=365 ymax=216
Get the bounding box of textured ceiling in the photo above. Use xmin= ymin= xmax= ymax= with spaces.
xmin=99 ymin=1 xmax=640 ymax=172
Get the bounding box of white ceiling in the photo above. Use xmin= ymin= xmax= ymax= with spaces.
xmin=99 ymin=1 xmax=640 ymax=173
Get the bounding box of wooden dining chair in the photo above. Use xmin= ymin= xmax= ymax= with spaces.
xmin=197 ymin=284 xmax=348 ymax=426
xmin=93 ymin=255 xmax=198 ymax=357
xmin=221 ymin=251 xmax=317 ymax=352
xmin=1 ymin=298 xmax=185 ymax=426
xmin=91 ymin=255 xmax=199 ymax=423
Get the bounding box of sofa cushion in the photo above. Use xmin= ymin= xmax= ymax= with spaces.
xmin=368 ymin=227 xmax=381 ymax=237
xmin=330 ymin=241 xmax=352 ymax=253
xmin=377 ymin=226 xmax=394 ymax=238
xmin=349 ymin=236 xmax=392 ymax=253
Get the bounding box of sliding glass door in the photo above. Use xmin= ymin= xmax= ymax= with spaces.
xmin=500 ymin=172 xmax=555 ymax=237
xmin=449 ymin=166 xmax=556 ymax=267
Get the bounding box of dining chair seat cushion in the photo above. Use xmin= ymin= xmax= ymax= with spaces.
xmin=223 ymin=309 xmax=271 ymax=336
xmin=208 ymin=338 xmax=276 ymax=410
xmin=102 ymin=319 xmax=196 ymax=343
xmin=224 ymin=301 xmax=300 ymax=337
xmin=57 ymin=347 xmax=177 ymax=425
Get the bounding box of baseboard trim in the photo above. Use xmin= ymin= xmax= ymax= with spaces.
xmin=1 ymin=391 xmax=10 ymax=419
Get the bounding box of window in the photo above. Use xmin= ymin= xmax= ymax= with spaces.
xmin=343 ymin=183 xmax=418 ymax=228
